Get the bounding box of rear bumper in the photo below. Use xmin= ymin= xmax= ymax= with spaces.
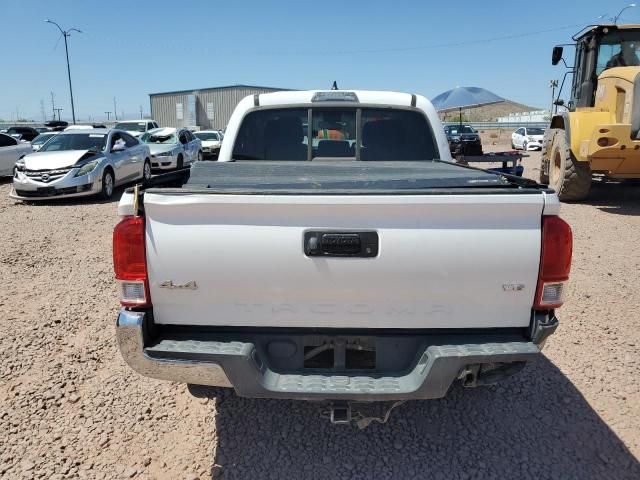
xmin=117 ymin=309 xmax=556 ymax=401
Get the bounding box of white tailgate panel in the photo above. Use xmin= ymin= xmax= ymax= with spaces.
xmin=145 ymin=193 xmax=543 ymax=329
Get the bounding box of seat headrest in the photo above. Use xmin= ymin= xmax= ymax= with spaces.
xmin=316 ymin=140 xmax=351 ymax=157
xmin=362 ymin=120 xmax=402 ymax=147
xmin=264 ymin=116 xmax=304 ymax=144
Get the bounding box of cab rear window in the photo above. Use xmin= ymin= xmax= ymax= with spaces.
xmin=232 ymin=107 xmax=438 ymax=161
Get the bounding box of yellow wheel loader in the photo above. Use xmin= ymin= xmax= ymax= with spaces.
xmin=543 ymin=24 xmax=640 ymax=201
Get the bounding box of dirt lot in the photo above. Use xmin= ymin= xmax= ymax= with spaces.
xmin=1 ymin=147 xmax=639 ymax=479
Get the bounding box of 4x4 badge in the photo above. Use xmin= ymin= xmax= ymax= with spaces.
xmin=159 ymin=280 xmax=198 ymax=290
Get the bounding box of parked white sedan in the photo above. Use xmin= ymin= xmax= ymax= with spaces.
xmin=140 ymin=127 xmax=202 ymax=171
xmin=0 ymin=133 xmax=32 ymax=176
xmin=193 ymin=130 xmax=223 ymax=159
xmin=511 ymin=127 xmax=545 ymax=151
xmin=114 ymin=120 xmax=159 ymax=138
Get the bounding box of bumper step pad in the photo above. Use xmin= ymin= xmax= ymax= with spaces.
xmin=118 ymin=309 xmax=540 ymax=401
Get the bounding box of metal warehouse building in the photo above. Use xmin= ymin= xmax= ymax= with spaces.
xmin=149 ymin=84 xmax=289 ymax=130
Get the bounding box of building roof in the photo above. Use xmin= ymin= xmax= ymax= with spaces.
xmin=149 ymin=84 xmax=293 ymax=97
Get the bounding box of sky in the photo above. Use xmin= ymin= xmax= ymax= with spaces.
xmin=1 ymin=0 xmax=637 ymax=122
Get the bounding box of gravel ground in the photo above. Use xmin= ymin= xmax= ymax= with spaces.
xmin=0 ymin=148 xmax=639 ymax=479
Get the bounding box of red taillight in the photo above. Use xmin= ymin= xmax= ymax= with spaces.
xmin=534 ymin=216 xmax=572 ymax=309
xmin=113 ymin=216 xmax=150 ymax=307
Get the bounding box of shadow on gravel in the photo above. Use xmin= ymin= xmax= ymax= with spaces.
xmin=197 ymin=357 xmax=640 ymax=480
xmin=584 ymin=180 xmax=640 ymax=216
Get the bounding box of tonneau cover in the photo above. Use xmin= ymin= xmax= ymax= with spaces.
xmin=182 ymin=161 xmax=517 ymax=194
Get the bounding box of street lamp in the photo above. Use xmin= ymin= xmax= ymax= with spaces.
xmin=549 ymin=79 xmax=559 ymax=115
xmin=45 ymin=19 xmax=82 ymax=125
xmin=613 ymin=3 xmax=636 ymax=23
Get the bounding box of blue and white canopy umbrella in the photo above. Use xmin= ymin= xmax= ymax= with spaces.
xmin=431 ymin=86 xmax=505 ymax=125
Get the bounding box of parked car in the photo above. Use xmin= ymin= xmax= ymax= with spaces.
xmin=114 ymin=90 xmax=572 ymax=422
xmin=11 ymin=129 xmax=151 ymax=200
xmin=31 ymin=132 xmax=58 ymax=151
xmin=193 ymin=130 xmax=223 ymax=159
xmin=44 ymin=120 xmax=69 ymax=132
xmin=64 ymin=124 xmax=107 ymax=131
xmin=5 ymin=126 xmax=39 ymax=142
xmin=63 ymin=125 xmax=94 ymax=131
xmin=140 ymin=127 xmax=202 ymax=171
xmin=0 ymin=133 xmax=32 ymax=176
xmin=35 ymin=127 xmax=51 ymax=133
xmin=512 ymin=127 xmax=545 ymax=151
xmin=114 ymin=120 xmax=159 ymax=138
xmin=443 ymin=124 xmax=483 ymax=156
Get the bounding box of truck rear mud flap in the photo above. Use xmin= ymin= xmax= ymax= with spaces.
xmin=117 ymin=310 xmax=543 ymax=401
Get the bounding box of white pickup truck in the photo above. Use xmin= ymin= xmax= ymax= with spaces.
xmin=114 ymin=90 xmax=572 ymax=420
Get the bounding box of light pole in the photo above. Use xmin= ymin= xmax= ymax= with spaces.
xmin=105 ymin=112 xmax=111 ymax=121
xmin=613 ymin=3 xmax=636 ymax=23
xmin=549 ymin=79 xmax=559 ymax=115
xmin=45 ymin=20 xmax=82 ymax=125
xmin=50 ymin=91 xmax=56 ymax=121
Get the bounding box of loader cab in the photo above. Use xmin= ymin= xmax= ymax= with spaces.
xmin=552 ymin=25 xmax=640 ymax=110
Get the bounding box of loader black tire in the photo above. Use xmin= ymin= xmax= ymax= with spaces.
xmin=539 ymin=129 xmax=554 ymax=184
xmin=546 ymin=128 xmax=591 ymax=201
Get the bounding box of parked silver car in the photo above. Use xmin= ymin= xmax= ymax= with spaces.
xmin=0 ymin=133 xmax=32 ymax=177
xmin=140 ymin=127 xmax=202 ymax=171
xmin=11 ymin=129 xmax=151 ymax=201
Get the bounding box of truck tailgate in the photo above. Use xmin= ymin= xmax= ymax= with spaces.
xmin=143 ymin=191 xmax=544 ymax=329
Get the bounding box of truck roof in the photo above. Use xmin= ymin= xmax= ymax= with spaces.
xmin=218 ymin=89 xmax=453 ymax=163
xmin=253 ymin=89 xmax=418 ymax=107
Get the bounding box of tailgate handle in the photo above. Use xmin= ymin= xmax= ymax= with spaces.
xmin=304 ymin=231 xmax=378 ymax=258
